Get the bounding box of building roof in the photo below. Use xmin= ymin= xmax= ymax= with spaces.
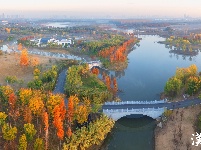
xmin=40 ymin=38 xmax=51 ymax=44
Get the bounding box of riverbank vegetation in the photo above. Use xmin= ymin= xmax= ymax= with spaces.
xmin=160 ymin=34 xmax=201 ymax=56
xmin=82 ymin=35 xmax=138 ymax=71
xmin=65 ymin=64 xmax=119 ymax=106
xmin=164 ymin=64 xmax=201 ymax=98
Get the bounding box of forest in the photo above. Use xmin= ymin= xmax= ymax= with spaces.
xmin=0 ymin=46 xmax=115 ymax=149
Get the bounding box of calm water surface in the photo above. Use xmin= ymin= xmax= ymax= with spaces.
xmin=104 ymin=35 xmax=201 ymax=150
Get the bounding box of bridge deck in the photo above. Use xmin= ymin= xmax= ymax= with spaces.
xmin=102 ymin=98 xmax=201 ymax=110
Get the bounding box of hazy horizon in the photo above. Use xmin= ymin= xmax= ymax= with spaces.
xmin=1 ymin=0 xmax=201 ymax=19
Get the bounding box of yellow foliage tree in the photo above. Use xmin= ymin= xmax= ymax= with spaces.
xmin=29 ymin=96 xmax=44 ymax=116
xmin=31 ymin=57 xmax=39 ymax=67
xmin=19 ymin=88 xmax=33 ymax=105
xmin=47 ymin=94 xmax=64 ymax=116
xmin=75 ymin=105 xmax=88 ymax=124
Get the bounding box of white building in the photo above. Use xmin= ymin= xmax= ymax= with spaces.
xmin=58 ymin=38 xmax=73 ymax=46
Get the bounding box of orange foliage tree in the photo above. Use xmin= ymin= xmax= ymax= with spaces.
xmin=18 ymin=43 xmax=23 ymax=51
xmin=67 ymin=96 xmax=74 ymax=124
xmin=5 ymin=28 xmax=11 ymax=33
xmin=43 ymin=111 xmax=49 ymax=150
xmin=113 ymin=77 xmax=118 ymax=94
xmin=66 ymin=126 xmax=72 ymax=138
xmin=20 ymin=49 xmax=29 ymax=66
xmin=23 ymin=106 xmax=32 ymax=123
xmin=53 ymin=105 xmax=64 ymax=140
xmin=105 ymin=75 xmax=111 ymax=90
xmin=91 ymin=67 xmax=99 ymax=76
xmin=98 ymin=38 xmax=136 ymax=63
xmin=8 ymin=93 xmax=20 ymax=124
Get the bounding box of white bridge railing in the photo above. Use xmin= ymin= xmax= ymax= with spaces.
xmin=104 ymin=99 xmax=166 ymax=105
xmin=103 ymin=107 xmax=164 ymax=113
xmin=87 ymin=61 xmax=102 ymax=69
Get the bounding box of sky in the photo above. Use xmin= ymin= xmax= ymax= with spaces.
xmin=1 ymin=0 xmax=201 ymax=18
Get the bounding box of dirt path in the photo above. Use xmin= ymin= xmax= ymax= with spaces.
xmin=155 ymin=105 xmax=201 ymax=150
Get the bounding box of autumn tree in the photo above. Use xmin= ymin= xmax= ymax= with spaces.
xmin=0 ymin=85 xmax=14 ymax=103
xmin=74 ymin=97 xmax=91 ymax=124
xmin=53 ymin=99 xmax=66 ymax=140
xmin=53 ymin=105 xmax=64 ymax=140
xmin=113 ymin=77 xmax=118 ymax=94
xmin=5 ymin=28 xmax=11 ymax=33
xmin=31 ymin=57 xmax=39 ymax=67
xmin=2 ymin=123 xmax=17 ymax=141
xmin=91 ymin=67 xmax=99 ymax=76
xmin=34 ymin=138 xmax=44 ymax=150
xmin=75 ymin=105 xmax=88 ymax=124
xmin=8 ymin=93 xmax=20 ymax=124
xmin=105 ymin=75 xmax=111 ymax=90
xmin=66 ymin=126 xmax=72 ymax=138
xmin=0 ymin=112 xmax=7 ymax=126
xmin=29 ymin=96 xmax=44 ymax=116
xmin=20 ymin=48 xmax=29 ymax=66
xmin=43 ymin=112 xmax=49 ymax=150
xmin=47 ymin=93 xmax=64 ymax=116
xmin=67 ymin=95 xmax=79 ymax=124
xmin=19 ymin=88 xmax=33 ymax=106
xmin=23 ymin=106 xmax=32 ymax=123
xmin=18 ymin=43 xmax=23 ymax=51
xmin=18 ymin=134 xmax=27 ymax=150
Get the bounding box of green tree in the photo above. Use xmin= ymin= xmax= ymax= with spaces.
xmin=164 ymin=77 xmax=182 ymax=97
xmin=65 ymin=65 xmax=83 ymax=94
xmin=24 ymin=123 xmax=36 ymax=141
xmin=186 ymin=76 xmax=200 ymax=95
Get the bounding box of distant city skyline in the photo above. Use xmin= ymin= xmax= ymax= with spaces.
xmin=1 ymin=0 xmax=201 ymax=19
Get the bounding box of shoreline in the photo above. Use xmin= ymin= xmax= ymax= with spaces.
xmin=154 ymin=98 xmax=201 ymax=150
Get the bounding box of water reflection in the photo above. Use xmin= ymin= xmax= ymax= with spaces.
xmin=101 ymin=116 xmax=156 ymax=150
xmin=165 ymin=44 xmax=199 ymax=61
xmin=114 ymin=70 xmax=125 ymax=79
xmin=0 ymin=44 xmax=84 ymax=61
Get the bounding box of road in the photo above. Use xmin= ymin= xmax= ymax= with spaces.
xmin=102 ymin=98 xmax=201 ymax=110
xmin=53 ymin=68 xmax=67 ymax=94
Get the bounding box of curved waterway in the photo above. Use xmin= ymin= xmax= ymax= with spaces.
xmin=103 ymin=35 xmax=201 ymax=150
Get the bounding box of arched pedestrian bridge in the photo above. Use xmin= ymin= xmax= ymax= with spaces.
xmin=87 ymin=61 xmax=102 ymax=69
xmin=102 ymin=99 xmax=201 ymax=121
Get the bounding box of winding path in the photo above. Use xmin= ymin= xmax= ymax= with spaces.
xmin=53 ymin=68 xmax=67 ymax=94
xmin=53 ymin=69 xmax=201 ymax=110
